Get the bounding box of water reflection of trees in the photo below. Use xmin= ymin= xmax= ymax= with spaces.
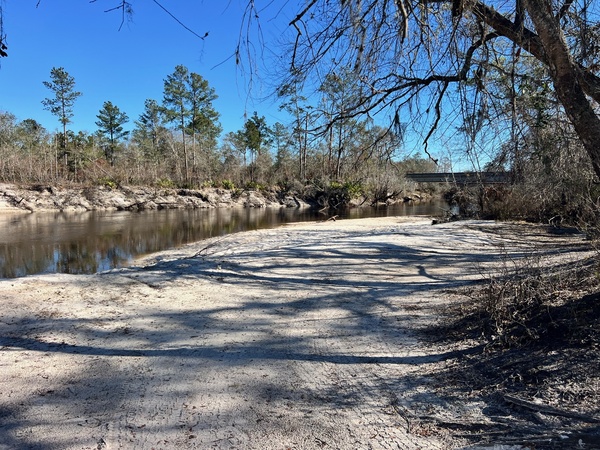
xmin=0 ymin=209 xmax=318 ymax=278
xmin=0 ymin=202 xmax=443 ymax=278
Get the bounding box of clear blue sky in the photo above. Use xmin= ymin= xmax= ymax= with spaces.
xmin=0 ymin=1 xmax=291 ymax=136
xmin=0 ymin=1 xmax=478 ymax=169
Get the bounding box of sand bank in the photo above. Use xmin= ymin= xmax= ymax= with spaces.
xmin=0 ymin=217 xmax=589 ymax=449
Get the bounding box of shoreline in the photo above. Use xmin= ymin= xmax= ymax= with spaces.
xmin=0 ymin=199 xmax=445 ymax=279
xmin=0 ymin=217 xmax=590 ymax=449
xmin=0 ymin=182 xmax=434 ymax=213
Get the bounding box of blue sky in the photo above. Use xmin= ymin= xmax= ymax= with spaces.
xmin=0 ymin=1 xmax=292 ymax=136
xmin=0 ymin=1 xmax=480 ymax=170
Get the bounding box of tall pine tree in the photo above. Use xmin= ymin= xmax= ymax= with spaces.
xmin=163 ymin=65 xmax=191 ymax=183
xmin=41 ymin=67 xmax=82 ymax=151
xmin=96 ymin=101 xmax=129 ymax=166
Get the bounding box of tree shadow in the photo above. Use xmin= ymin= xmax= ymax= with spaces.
xmin=0 ymin=221 xmax=591 ymax=448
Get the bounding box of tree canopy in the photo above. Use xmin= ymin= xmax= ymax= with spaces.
xmin=268 ymin=0 xmax=600 ymax=178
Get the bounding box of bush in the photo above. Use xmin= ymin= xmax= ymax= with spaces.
xmin=156 ymin=178 xmax=175 ymax=189
xmin=221 ymin=179 xmax=236 ymax=190
xmin=343 ymin=181 xmax=364 ymax=199
xmin=98 ymin=177 xmax=118 ymax=189
xmin=201 ymin=180 xmax=217 ymax=189
xmin=244 ymin=181 xmax=266 ymax=191
xmin=473 ymin=246 xmax=600 ymax=348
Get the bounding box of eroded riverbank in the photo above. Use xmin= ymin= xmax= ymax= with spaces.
xmin=0 ymin=183 xmax=434 ymax=213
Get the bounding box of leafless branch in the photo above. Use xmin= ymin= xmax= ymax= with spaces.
xmin=89 ymin=0 xmax=132 ymax=31
xmin=150 ymin=0 xmax=208 ymax=40
xmin=557 ymin=0 xmax=576 ymax=20
xmin=289 ymin=0 xmax=319 ymax=29
xmin=394 ymin=0 xmax=409 ymax=43
xmin=422 ymin=81 xmax=447 ymax=164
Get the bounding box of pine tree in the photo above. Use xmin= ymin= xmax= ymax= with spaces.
xmin=41 ymin=67 xmax=82 ymax=150
xmin=96 ymin=101 xmax=129 ymax=166
xmin=132 ymin=99 xmax=167 ymax=161
xmin=242 ymin=112 xmax=271 ymax=183
xmin=187 ymin=72 xmax=221 ymax=180
xmin=163 ymin=65 xmax=191 ymax=183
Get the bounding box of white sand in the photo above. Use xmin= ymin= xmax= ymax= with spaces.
xmin=0 ymin=217 xmax=589 ymax=449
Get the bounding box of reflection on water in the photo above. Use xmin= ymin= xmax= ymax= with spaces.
xmin=0 ymin=201 xmax=445 ymax=278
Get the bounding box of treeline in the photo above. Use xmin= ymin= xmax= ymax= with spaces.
xmin=0 ymin=65 xmax=436 ymax=199
xmin=5 ymin=63 xmax=596 ymax=227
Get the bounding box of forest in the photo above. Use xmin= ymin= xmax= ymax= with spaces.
xmin=0 ymin=0 xmax=599 ymax=228
xmin=0 ymin=63 xmax=439 ymax=208
xmin=0 ymin=54 xmax=598 ymax=228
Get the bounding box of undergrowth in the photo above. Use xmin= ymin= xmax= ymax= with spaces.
xmin=423 ymin=237 xmax=600 ymax=447
xmin=474 ymin=250 xmax=600 ymax=349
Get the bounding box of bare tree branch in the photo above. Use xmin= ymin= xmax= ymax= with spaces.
xmin=557 ymin=0 xmax=576 ymax=20
xmin=150 ymin=0 xmax=208 ymax=40
xmin=422 ymin=81 xmax=447 ymax=163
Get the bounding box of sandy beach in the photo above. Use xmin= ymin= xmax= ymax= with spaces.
xmin=0 ymin=217 xmax=590 ymax=449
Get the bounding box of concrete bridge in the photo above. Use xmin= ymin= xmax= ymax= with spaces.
xmin=405 ymin=171 xmax=510 ymax=184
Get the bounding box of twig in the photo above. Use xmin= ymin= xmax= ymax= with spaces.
xmin=503 ymin=393 xmax=600 ymax=423
xmin=191 ymin=235 xmax=232 ymax=258
xmin=151 ymin=0 xmax=208 ymax=40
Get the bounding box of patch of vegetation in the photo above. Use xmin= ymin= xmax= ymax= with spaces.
xmin=155 ymin=178 xmax=175 ymax=189
xmin=97 ymin=177 xmax=118 ymax=189
xmin=423 ymin=245 xmax=600 ymax=448
xmin=221 ymin=179 xmax=236 ymax=190
xmin=244 ymin=181 xmax=267 ymax=191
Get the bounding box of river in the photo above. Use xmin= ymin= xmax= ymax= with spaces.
xmin=0 ymin=201 xmax=445 ymax=278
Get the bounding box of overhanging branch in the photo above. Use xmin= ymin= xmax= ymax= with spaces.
xmin=469 ymin=0 xmax=600 ymax=103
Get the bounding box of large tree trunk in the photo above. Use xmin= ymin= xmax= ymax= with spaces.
xmin=471 ymin=1 xmax=600 ymax=105
xmin=524 ymin=0 xmax=600 ymax=179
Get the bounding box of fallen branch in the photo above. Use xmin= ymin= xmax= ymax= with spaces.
xmin=192 ymin=235 xmax=232 ymax=258
xmin=503 ymin=393 xmax=600 ymax=423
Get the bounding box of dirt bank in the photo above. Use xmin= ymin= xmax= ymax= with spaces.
xmin=0 ymin=183 xmax=314 ymax=212
xmin=0 ymin=217 xmax=591 ymax=449
xmin=0 ymin=183 xmax=434 ymax=213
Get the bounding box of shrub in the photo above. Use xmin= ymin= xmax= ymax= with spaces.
xmin=244 ymin=181 xmax=266 ymax=191
xmin=221 ymin=179 xmax=236 ymax=190
xmin=98 ymin=177 xmax=118 ymax=189
xmin=343 ymin=181 xmax=364 ymax=199
xmin=156 ymin=178 xmax=175 ymax=189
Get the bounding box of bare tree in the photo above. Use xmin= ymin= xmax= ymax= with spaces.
xmin=266 ymin=0 xmax=600 ymax=179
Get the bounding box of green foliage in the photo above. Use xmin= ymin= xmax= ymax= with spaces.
xmin=96 ymin=101 xmax=129 ymax=166
xmin=132 ymin=99 xmax=168 ymax=161
xmin=221 ymin=179 xmax=236 ymax=190
xmin=41 ymin=67 xmax=82 ymax=130
xmin=343 ymin=181 xmax=364 ymax=199
xmin=244 ymin=181 xmax=266 ymax=191
xmin=156 ymin=178 xmax=175 ymax=189
xmin=41 ymin=67 xmax=82 ymax=157
xmin=97 ymin=177 xmax=118 ymax=189
xmin=327 ymin=181 xmax=363 ymax=199
xmin=186 ymin=72 xmax=221 ymax=142
xmin=239 ymin=112 xmax=272 ymax=183
xmin=201 ymin=180 xmax=217 ymax=188
xmin=162 ymin=65 xmax=190 ymax=125
xmin=162 ymin=65 xmax=222 ymax=183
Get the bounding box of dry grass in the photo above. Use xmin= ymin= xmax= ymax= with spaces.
xmin=423 ymin=239 xmax=600 ymax=448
